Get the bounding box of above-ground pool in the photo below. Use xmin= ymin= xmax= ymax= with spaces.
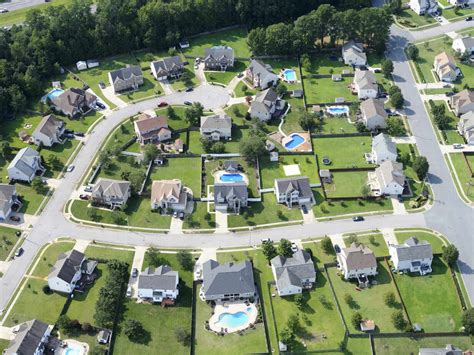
xmin=326 ymin=105 xmax=349 ymax=115
xmin=215 ymin=311 xmax=250 ymax=329
xmin=282 ymin=69 xmax=297 ymax=82
xmin=43 ymin=88 xmax=64 ymax=103
xmin=284 ymin=133 xmax=305 ymax=150
xmin=219 ymin=173 xmax=244 ymax=183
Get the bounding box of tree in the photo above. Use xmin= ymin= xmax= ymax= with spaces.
xmin=111 ymin=210 xmax=126 ymax=225
xmin=262 ymin=240 xmax=278 ymax=262
xmin=57 ymin=315 xmax=74 ymax=335
xmin=276 ymin=82 xmax=288 ymax=97
xmin=381 ymin=59 xmax=394 ymax=78
xmin=295 ymin=293 xmax=305 ymax=310
xmin=351 ymin=312 xmax=363 ymax=329
xmin=391 ymin=310 xmax=407 ymax=330
xmin=361 ymin=184 xmax=371 ymax=199
xmin=175 ymin=327 xmax=191 ymax=346
xmin=286 ymin=314 xmax=300 ymax=333
xmin=413 ymin=156 xmax=429 ymax=180
xmin=279 ymin=326 xmax=295 ymax=346
xmin=148 ymin=247 xmax=161 ymax=266
xmin=47 ymin=155 xmax=62 ymax=171
xmin=0 ymin=141 xmax=11 ymax=159
xmin=344 ymin=293 xmax=354 ymax=306
xmin=278 ymin=239 xmax=293 ymax=258
xmin=442 ymin=244 xmax=459 ymax=266
xmin=299 ymin=112 xmax=317 ymax=131
xmin=124 ymin=319 xmax=145 ymax=342
xmin=239 ymin=136 xmax=266 ymax=162
xmin=462 ymin=308 xmax=474 ymax=335
xmin=321 ymin=236 xmax=334 ymax=254
xmin=184 ymin=102 xmax=204 ymax=126
xmin=386 ymin=117 xmax=406 ymax=136
xmin=128 ymin=172 xmax=144 ymax=194
xmin=300 ymin=54 xmax=311 ymax=72
xmin=181 ymin=71 xmax=193 ymax=86
xmin=390 ymin=92 xmax=404 ymax=109
xmin=32 ymin=177 xmax=48 ymax=194
xmin=176 ymin=250 xmax=194 ymax=271
xmin=87 ymin=208 xmax=100 ymax=222
xmin=346 ymin=234 xmax=359 ymax=246
xmin=384 ymin=292 xmax=396 ymax=307
xmin=355 ymin=121 xmax=368 ymax=133
xmin=167 ymin=106 xmax=177 ymax=119
xmin=406 ymin=44 xmax=419 ymax=61
xmin=388 ymin=85 xmax=401 ymax=96
xmin=143 ymin=144 xmax=158 ymax=164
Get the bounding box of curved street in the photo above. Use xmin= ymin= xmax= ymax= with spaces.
xmin=0 ymin=22 xmax=473 ymax=311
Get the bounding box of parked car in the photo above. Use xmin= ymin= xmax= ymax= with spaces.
xmin=184 ymin=101 xmax=192 ymax=106
xmin=15 ymin=247 xmax=23 ymax=257
xmin=64 ymin=129 xmax=74 ymax=134
xmin=291 ymin=242 xmax=298 ymax=253
xmin=74 ymin=132 xmax=85 ymax=137
xmin=237 ymin=73 xmax=244 ymax=78
xmin=79 ymin=194 xmax=89 ymax=200
xmin=132 ymin=268 xmax=138 ymax=278
xmin=65 ymin=133 xmax=75 ymax=139
xmin=0 ymin=8 xmax=9 ymax=13
xmin=126 ymin=286 xmax=132 ymax=297
xmin=158 ymin=101 xmax=168 ymax=107
xmin=446 ymin=92 xmax=455 ymax=97
xmin=453 ymin=143 xmax=463 ymax=149
xmin=334 ymin=244 xmax=341 ymax=253
xmin=96 ymin=102 xmax=106 ymax=110
xmin=352 ymin=216 xmax=364 ymax=222
xmin=261 ymin=238 xmax=271 ymax=244
xmin=10 ymin=215 xmax=20 ymax=222
xmin=66 ymin=165 xmax=75 ymax=172
xmin=178 ymin=211 xmax=185 ymax=220
xmin=15 ymin=231 xmax=21 ymax=237
xmin=397 ymin=195 xmax=404 ymax=203
xmin=84 ymin=185 xmax=93 ymax=192
xmin=98 ymin=81 xmax=106 ymax=89
xmin=185 ymin=87 xmax=193 ymax=92
xmin=465 ymin=16 xmax=472 ymax=21
xmin=173 ymin=211 xmax=178 ymax=218
xmin=301 ymin=205 xmax=308 ymax=214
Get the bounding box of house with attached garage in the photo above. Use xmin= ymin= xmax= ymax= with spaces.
xmin=91 ymin=178 xmax=131 ymax=209
xmin=270 ymin=250 xmax=316 ymax=296
xmin=134 ymin=111 xmax=172 ymax=144
xmin=150 ymin=56 xmax=184 ymax=81
xmin=4 ymin=319 xmax=53 ymax=355
xmin=433 ymin=52 xmax=459 ymax=83
xmin=360 ymin=99 xmax=388 ymax=131
xmin=366 ymin=133 xmax=397 ymax=164
xmin=0 ymin=184 xmax=21 ymax=221
xmin=369 ymin=160 xmax=405 ymax=196
xmin=8 ymin=147 xmax=45 ymax=183
xmin=51 ymin=88 xmax=97 ymax=118
xmin=213 ymin=182 xmax=248 ymax=214
xmin=200 ymin=259 xmax=256 ymax=301
xmin=108 ymin=65 xmax=144 ymax=93
xmin=245 ymin=59 xmax=279 ymax=89
xmin=32 ymin=114 xmax=65 ymax=147
xmin=137 ymin=265 xmax=179 ymax=303
xmin=150 ymin=179 xmax=188 ymax=212
xmin=274 ymin=176 xmax=314 ymax=208
xmin=409 ymin=0 xmax=438 ymax=15
xmin=200 ymin=113 xmax=232 ymax=141
xmin=389 ymin=237 xmax=433 ymax=275
xmin=337 ymin=243 xmax=377 ymax=287
xmin=458 ymin=111 xmax=474 ymax=145
xmin=342 ymin=40 xmax=367 ymax=66
xmin=452 ymin=36 xmax=474 ymax=55
xmin=48 ymin=249 xmax=90 ymax=294
xmin=353 ymin=70 xmax=378 ymax=99
xmin=450 ymin=89 xmax=474 ymax=116
xmin=249 ymin=87 xmax=286 ymax=122
xmin=203 ymin=46 xmax=234 ymax=71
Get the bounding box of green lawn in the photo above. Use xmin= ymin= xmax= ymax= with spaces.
xmin=394 ymin=230 xmax=446 ymax=253
xmin=304 ymin=77 xmax=354 ymax=104
xmin=393 ymin=257 xmax=463 ymax=332
xmin=280 ymin=97 xmax=307 ymax=134
xmin=234 ymin=80 xmax=257 ymax=97
xmin=157 ymin=106 xmax=190 ymax=130
xmin=32 ymin=241 xmax=75 ymax=277
xmin=188 ymin=127 xmax=250 ymax=155
xmin=84 ymin=245 xmax=135 ymax=265
xmin=264 ymin=58 xmax=302 ymax=92
xmin=182 ymin=201 xmax=215 ymax=230
xmin=325 ymin=171 xmax=370 ymax=198
xmin=204 ymin=61 xmax=247 ymax=86
xmin=103 ymin=120 xmax=136 ymax=153
xmin=225 ymin=103 xmax=249 ymax=126
xmin=169 ymin=68 xmax=200 ymax=91
xmin=396 ymin=8 xmax=437 ymax=28
xmin=320 ymin=116 xmax=358 ymax=135
xmin=97 ymin=156 xmax=146 ymax=181
xmin=149 ymin=157 xmax=202 ymax=196
xmin=0 ymin=339 xmax=10 ymax=353
xmin=301 ymin=53 xmax=351 ymax=76
xmin=343 ymin=233 xmax=388 ymax=257
xmin=259 ymin=154 xmax=319 ymax=189
xmin=449 ymin=153 xmax=474 ymax=202
xmin=0 ymin=226 xmax=20 ymax=261
xmin=442 ymin=6 xmax=474 ymax=20
xmin=327 ymin=263 xmax=407 ymax=333
xmin=312 ymin=136 xmax=373 ymax=169
xmin=42 ymin=139 xmax=80 ymax=178
xmin=182 ymin=27 xmax=251 ymax=58
xmin=16 ymin=183 xmax=49 ymax=215
xmin=304 ymin=240 xmax=337 ymax=265
xmin=0 ymin=0 xmax=75 ymax=27
xmin=374 ymin=336 xmax=472 ymax=355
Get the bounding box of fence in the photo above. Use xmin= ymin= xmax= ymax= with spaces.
xmin=311 ymin=132 xmax=371 ymax=139
xmin=462 ymin=152 xmax=474 ymax=177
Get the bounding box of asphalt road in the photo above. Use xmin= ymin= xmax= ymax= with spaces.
xmin=0 ymin=0 xmax=45 ymax=12
xmin=0 ymin=21 xmax=473 ymax=311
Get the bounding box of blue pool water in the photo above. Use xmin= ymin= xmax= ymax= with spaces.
xmin=327 ymin=106 xmax=349 ymax=115
xmin=65 ymin=347 xmax=81 ymax=355
xmin=283 ymin=69 xmax=297 ymax=82
xmin=216 ymin=311 xmax=249 ymax=328
xmin=284 ymin=133 xmax=305 ymax=149
xmin=220 ymin=173 xmax=244 ymax=183
xmin=42 ymin=88 xmax=64 ymax=103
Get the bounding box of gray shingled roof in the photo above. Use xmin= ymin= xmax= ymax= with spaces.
xmin=150 ymin=56 xmax=183 ymax=75
xmin=204 ymin=46 xmax=234 ymax=62
xmin=48 ymin=249 xmax=84 ymax=284
xmin=391 ymin=237 xmax=433 ymax=262
xmin=247 ymin=59 xmax=275 ymax=82
xmin=33 ymin=114 xmax=64 ymax=139
xmin=138 ymin=265 xmax=178 ymax=291
xmin=271 ymin=250 xmax=316 ymax=289
xmin=51 ymin=88 xmax=96 ymax=115
xmin=202 ymin=259 xmax=255 ymax=298
xmin=341 ymin=243 xmax=377 ymax=270
xmin=419 ymin=344 xmax=462 ymax=355
xmin=354 ymin=70 xmax=377 ymax=91
xmin=275 ymin=176 xmax=312 ymax=199
xmin=214 ymin=183 xmax=248 ymax=203
xmin=342 ymin=40 xmax=367 ymax=62
xmin=92 ymin=178 xmax=130 ymax=199
xmin=4 ymin=319 xmax=50 ymax=355
xmin=8 ymin=147 xmax=41 ymax=178
xmin=109 ymin=65 xmax=143 ymax=82
xmin=372 ymin=133 xmax=396 ymax=158
xmin=200 ymin=114 xmax=232 ymax=130
xmin=0 ymin=184 xmax=16 ymax=216
xmin=361 ymin=98 xmax=387 ymax=119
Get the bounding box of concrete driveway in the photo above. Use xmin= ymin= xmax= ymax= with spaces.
xmin=128 ymin=246 xmax=146 ymax=298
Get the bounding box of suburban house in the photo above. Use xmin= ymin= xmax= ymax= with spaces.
xmin=249 ymin=88 xmax=286 ymax=122
xmin=200 ymin=114 xmax=232 ymax=140
xmin=137 ymin=265 xmax=179 ymax=303
xmin=150 ymin=56 xmax=184 ymax=81
xmin=245 ymin=59 xmax=279 ymax=89
xmin=366 ymin=133 xmax=397 ymax=164
xmin=409 ymin=0 xmax=438 ymax=15
xmin=360 ymin=99 xmax=388 ymax=131
xmin=108 ymin=65 xmax=144 ymax=92
xmin=214 ymin=183 xmax=248 ymax=213
xmin=32 ymin=114 xmax=65 ymax=147
xmin=203 ymin=46 xmax=235 ymax=71
xmin=200 ymin=259 xmax=256 ymax=301
xmin=4 ymin=319 xmax=53 ymax=355
xmin=448 ymin=0 xmax=474 ymax=5
xmin=150 ymin=179 xmax=188 ymax=212
xmin=419 ymin=344 xmax=463 ymax=355
xmin=342 ymin=40 xmax=367 ymax=66
xmin=91 ymin=178 xmax=131 ymax=209
xmin=51 ymin=88 xmax=97 ymax=118
xmin=134 ymin=112 xmax=172 ymax=144
xmin=7 ymin=147 xmax=45 ymax=183
xmin=458 ymin=110 xmax=474 ymax=145
xmin=369 ymin=160 xmax=406 ymax=196
xmin=452 ymin=36 xmax=474 ymax=54
xmin=337 ymin=243 xmax=378 ymax=286
xmin=274 ymin=177 xmax=314 ymax=208
xmin=47 ymin=249 xmax=86 ymax=293
xmin=224 ymin=160 xmax=240 ymax=172
xmin=389 ymin=237 xmax=433 ymax=275
xmin=433 ymin=52 xmax=459 ymax=82
xmin=450 ymin=89 xmax=474 ymax=116
xmin=0 ymin=184 xmax=20 ymax=221
xmin=353 ymin=70 xmax=378 ymax=99
xmin=270 ymin=250 xmax=316 ymax=296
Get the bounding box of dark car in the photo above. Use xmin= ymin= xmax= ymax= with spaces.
xmin=132 ymin=268 xmax=138 ymax=278
xmin=301 ymin=205 xmax=308 ymax=214
xmin=334 ymin=244 xmax=341 ymax=253
xmin=352 ymin=216 xmax=364 ymax=222
xmin=15 ymin=247 xmax=23 ymax=257
xmin=64 ymin=129 xmax=74 ymax=134
xmin=96 ymin=102 xmax=106 ymax=109
xmin=158 ymin=101 xmax=168 ymax=107
xmin=75 ymin=132 xmax=85 ymax=137
xmin=237 ymin=73 xmax=244 ymax=78
xmin=184 ymin=101 xmax=192 ymax=106
xmin=446 ymin=92 xmax=455 ymax=97
xmin=98 ymin=81 xmax=106 ymax=89
xmin=179 ymin=211 xmax=185 ymax=220
xmin=10 ymin=215 xmax=20 ymax=222
xmin=397 ymin=195 xmax=404 ymax=203
xmin=79 ymin=194 xmax=89 ymax=200
xmin=466 ymin=16 xmax=472 ymax=21
xmin=185 ymin=87 xmax=193 ymax=92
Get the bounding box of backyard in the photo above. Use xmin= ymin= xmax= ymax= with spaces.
xmin=304 ymin=76 xmax=353 ymax=104
xmin=325 ymin=171 xmax=371 ymax=198
xmin=149 ymin=157 xmax=202 ymax=196
xmin=312 ymin=136 xmax=373 ymax=169
xmin=374 ymin=336 xmax=472 ymax=355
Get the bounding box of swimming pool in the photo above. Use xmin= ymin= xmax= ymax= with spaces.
xmin=43 ymin=88 xmax=64 ymax=103
xmin=284 ymin=133 xmax=305 ymax=149
xmin=215 ymin=311 xmax=250 ymax=329
xmin=64 ymin=346 xmax=81 ymax=355
xmin=326 ymin=106 xmax=349 ymax=115
xmin=282 ymin=69 xmax=297 ymax=82
xmin=219 ymin=173 xmax=244 ymax=183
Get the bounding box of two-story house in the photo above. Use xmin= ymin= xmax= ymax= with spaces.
xmin=203 ymin=46 xmax=234 ymax=71
xmin=271 ymin=250 xmax=316 ymax=296
xmin=342 ymin=40 xmax=367 ymax=66
xmin=134 ymin=112 xmax=172 ymax=144
xmin=32 ymin=114 xmax=65 ymax=147
xmin=369 ymin=160 xmax=405 ymax=196
xmin=108 ymin=65 xmax=144 ymax=93
xmin=200 ymin=114 xmax=232 ymax=141
xmin=91 ymin=178 xmax=131 ymax=209
xmin=389 ymin=237 xmax=433 ymax=275
xmin=4 ymin=319 xmax=53 ymax=355
xmin=50 ymin=88 xmax=97 ymax=118
xmin=249 ymin=88 xmax=286 ymax=122
xmin=137 ymin=265 xmax=179 ymax=303
xmin=245 ymin=59 xmax=279 ymax=89
xmin=337 ymin=243 xmax=378 ymax=287
xmin=214 ymin=183 xmax=248 ymax=214
xmin=47 ymin=249 xmax=86 ymax=294
xmin=366 ymin=133 xmax=397 ymax=164
xmin=0 ymin=184 xmax=21 ymax=221
xmin=274 ymin=176 xmax=314 ymax=208
xmin=150 ymin=179 xmax=188 ymax=212
xmin=150 ymin=56 xmax=184 ymax=81
xmin=360 ymin=99 xmax=388 ymax=131
xmin=353 ymin=70 xmax=378 ymax=99
xmin=7 ymin=147 xmax=45 ymax=183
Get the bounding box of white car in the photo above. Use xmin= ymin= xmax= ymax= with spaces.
xmin=66 ymin=165 xmax=75 ymax=172
xmin=126 ymin=286 xmax=132 ymax=297
xmin=84 ymin=185 xmax=93 ymax=192
xmin=0 ymin=8 xmax=9 ymax=14
xmin=291 ymin=242 xmax=298 ymax=253
xmin=453 ymin=144 xmax=463 ymax=150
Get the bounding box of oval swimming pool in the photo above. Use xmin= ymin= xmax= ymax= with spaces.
xmin=282 ymin=69 xmax=297 ymax=82
xmin=220 ymin=173 xmax=244 ymax=183
xmin=326 ymin=105 xmax=349 ymax=115
xmin=284 ymin=133 xmax=305 ymax=149
xmin=215 ymin=311 xmax=249 ymax=328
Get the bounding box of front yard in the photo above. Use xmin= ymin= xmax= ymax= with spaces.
xmin=0 ymin=226 xmax=20 ymax=261
xmin=204 ymin=61 xmax=247 ymax=86
xmin=343 ymin=233 xmax=388 ymax=257
xmin=32 ymin=240 xmax=75 ymax=278
xmin=312 ymin=136 xmax=373 ymax=169
xmin=448 ymin=153 xmax=474 ymax=202
xmin=182 ymin=201 xmax=215 ymax=230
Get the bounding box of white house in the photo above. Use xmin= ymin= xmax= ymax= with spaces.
xmin=249 ymin=88 xmax=285 ymax=122
xmin=353 ymin=70 xmax=378 ymax=99
xmin=433 ymin=52 xmax=459 ymax=83
xmin=389 ymin=237 xmax=433 ymax=275
xmin=7 ymin=147 xmax=45 ymax=183
xmin=337 ymin=244 xmax=377 ymax=286
xmin=452 ymin=36 xmax=474 ymax=55
xmin=369 ymin=160 xmax=406 ymax=196
xmin=458 ymin=111 xmax=474 ymax=145
xmin=270 ymin=250 xmax=316 ymax=296
xmin=409 ymin=0 xmax=438 ymax=15
xmin=200 ymin=114 xmax=232 ymax=140
xmin=91 ymin=178 xmax=131 ymax=209
xmin=0 ymin=184 xmax=20 ymax=221
xmin=245 ymin=59 xmax=279 ymax=89
xmin=32 ymin=114 xmax=65 ymax=147
xmin=76 ymin=60 xmax=87 ymax=71
xmin=150 ymin=179 xmax=188 ymax=212
xmin=367 ymin=133 xmax=397 ymax=164
xmin=342 ymin=40 xmax=367 ymax=66
xmin=274 ymin=177 xmax=315 ymax=208
xmin=137 ymin=266 xmax=179 ymax=303
xmin=4 ymin=319 xmax=53 ymax=355
xmin=360 ymin=99 xmax=388 ymax=131
xmin=48 ymin=249 xmax=85 ymax=294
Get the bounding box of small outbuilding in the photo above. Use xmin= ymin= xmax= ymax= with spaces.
xmin=76 ymin=61 xmax=87 ymax=71
xmin=360 ymin=319 xmax=375 ymax=332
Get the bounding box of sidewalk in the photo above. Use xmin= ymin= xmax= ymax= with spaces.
xmin=73 ymin=239 xmax=90 ymax=253
xmin=381 ymin=228 xmax=397 ymax=246
xmin=392 ymin=136 xmax=416 ymax=144
xmin=390 ymin=196 xmax=407 ymax=215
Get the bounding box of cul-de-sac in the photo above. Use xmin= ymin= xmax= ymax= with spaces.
xmin=0 ymin=0 xmax=473 ymax=354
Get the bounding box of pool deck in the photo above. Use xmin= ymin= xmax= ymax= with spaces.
xmin=208 ymin=300 xmax=258 ymax=333
xmin=282 ymin=132 xmax=312 ymax=152
xmin=213 ymin=170 xmax=249 ymax=186
xmin=59 ymin=339 xmax=89 ymax=355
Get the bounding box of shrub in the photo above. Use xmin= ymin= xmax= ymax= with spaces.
xmin=351 ymin=312 xmax=363 ymax=329
xmin=124 ymin=319 xmax=145 ymax=342
xmin=391 ymin=310 xmax=407 ymax=330
xmin=384 ymin=292 xmax=396 ymax=307
xmin=462 ymin=308 xmax=474 ymax=335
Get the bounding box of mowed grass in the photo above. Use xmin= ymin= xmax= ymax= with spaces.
xmin=374 ymin=336 xmax=473 ymax=355
xmin=182 ymin=201 xmax=215 ymax=230
xmin=204 ymin=61 xmax=247 ymax=86
xmin=394 ymin=230 xmax=446 ymax=254
xmin=187 ymin=127 xmax=250 ymax=155
xmin=301 ymin=53 xmax=351 ymax=76
xmin=393 ymin=257 xmax=463 ymax=332
xmin=32 ymin=241 xmax=75 ymax=278
xmin=0 ymin=226 xmax=20 ymax=261
xmin=320 ymin=116 xmax=358 ymax=135
xmin=312 ymin=136 xmax=373 ymax=169
xmin=449 ymin=153 xmax=474 ymax=202
xmin=343 ymin=233 xmax=389 ymax=257
xmin=225 ymin=103 xmax=249 ymax=126
xmin=84 ymin=245 xmax=135 ymax=265
xmin=304 ymin=77 xmax=353 ymax=104
xmin=325 ymin=171 xmax=370 ymax=198
xmin=149 ymin=157 xmax=202 ymax=196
